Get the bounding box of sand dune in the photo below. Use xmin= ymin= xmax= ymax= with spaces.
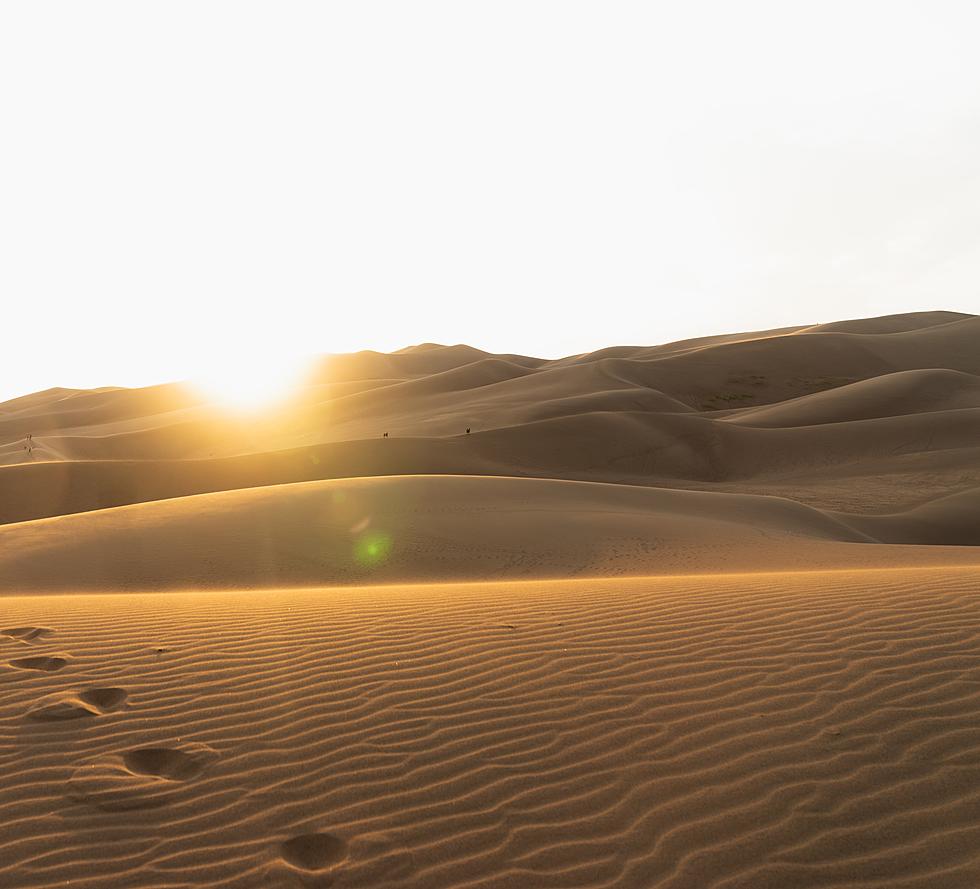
xmin=800 ymin=309 xmax=971 ymax=335
xmin=0 ymin=312 xmax=977 ymax=540
xmin=4 ymin=311 xmax=980 ymax=888
xmin=726 ymin=369 xmax=980 ymax=427
xmin=5 ymin=311 xmax=979 ymax=469
xmin=3 ymin=568 xmax=980 ymax=887
xmin=2 ymin=403 xmax=976 ymax=527
xmin=838 ymin=486 xmax=980 ymax=546
xmin=2 ymin=474 xmax=980 ymax=594
xmin=0 ymin=475 xmax=865 ymax=592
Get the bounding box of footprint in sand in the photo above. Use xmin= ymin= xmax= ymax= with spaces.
xmin=67 ymin=742 xmax=219 ymax=811
xmin=1 ymin=626 xmax=56 ymax=644
xmin=122 ymin=746 xmax=214 ymax=781
xmin=8 ymin=654 xmax=71 ymax=672
xmin=26 ymin=687 xmax=128 ymax=722
xmin=280 ymin=833 xmax=348 ymax=873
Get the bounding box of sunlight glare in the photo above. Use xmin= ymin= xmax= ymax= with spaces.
xmin=193 ymin=352 xmax=312 ymax=412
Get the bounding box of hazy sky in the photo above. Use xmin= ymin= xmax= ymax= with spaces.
xmin=2 ymin=2 xmax=979 ymax=402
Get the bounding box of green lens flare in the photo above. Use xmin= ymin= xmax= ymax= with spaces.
xmin=354 ymin=531 xmax=392 ymax=567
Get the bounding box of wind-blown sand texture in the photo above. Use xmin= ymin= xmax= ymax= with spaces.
xmin=4 ymin=569 xmax=980 ymax=888
xmin=2 ymin=311 xmax=980 ymax=887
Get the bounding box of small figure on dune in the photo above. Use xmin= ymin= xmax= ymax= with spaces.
xmin=466 ymin=427 xmax=471 ymax=434
xmin=383 ymin=432 xmax=388 ymax=438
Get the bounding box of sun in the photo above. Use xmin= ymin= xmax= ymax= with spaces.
xmin=192 ymin=352 xmax=313 ymax=412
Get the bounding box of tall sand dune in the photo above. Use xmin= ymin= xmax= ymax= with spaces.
xmin=800 ymin=309 xmax=971 ymax=335
xmin=2 ymin=309 xmax=980 ymax=526
xmin=4 ymin=311 xmax=978 ymax=469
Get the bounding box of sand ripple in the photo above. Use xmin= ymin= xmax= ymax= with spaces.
xmin=1 ymin=567 xmax=979 ymax=887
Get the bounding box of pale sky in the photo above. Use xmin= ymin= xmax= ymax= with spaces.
xmin=2 ymin=1 xmax=979 ymax=403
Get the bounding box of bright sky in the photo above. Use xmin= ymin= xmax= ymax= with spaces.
xmin=2 ymin=2 xmax=979 ymax=403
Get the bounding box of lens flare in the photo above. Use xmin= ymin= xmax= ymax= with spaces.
xmin=354 ymin=531 xmax=392 ymax=567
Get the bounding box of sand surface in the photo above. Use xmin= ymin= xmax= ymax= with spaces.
xmin=2 ymin=311 xmax=980 ymax=887
xmin=4 ymin=569 xmax=980 ymax=888
xmin=2 ymin=474 xmax=980 ymax=594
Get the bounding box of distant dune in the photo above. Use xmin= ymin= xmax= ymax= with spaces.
xmin=727 ymin=368 xmax=980 ymax=427
xmin=1 ymin=310 xmax=978 ymax=538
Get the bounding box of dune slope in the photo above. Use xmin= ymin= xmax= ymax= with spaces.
xmin=2 ymin=474 xmax=980 ymax=594
xmin=0 ymin=475 xmax=866 ymax=592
